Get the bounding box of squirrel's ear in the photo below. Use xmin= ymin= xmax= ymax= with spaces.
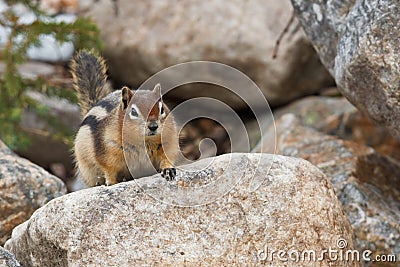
xmin=153 ymin=83 xmax=162 ymax=98
xmin=121 ymin=86 xmax=133 ymax=109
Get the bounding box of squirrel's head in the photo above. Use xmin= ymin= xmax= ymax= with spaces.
xmin=120 ymin=84 xmax=173 ymax=139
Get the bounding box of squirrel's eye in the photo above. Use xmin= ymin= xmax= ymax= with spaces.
xmin=131 ymin=107 xmax=138 ymax=117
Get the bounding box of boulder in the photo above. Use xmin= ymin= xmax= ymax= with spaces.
xmin=81 ymin=0 xmax=333 ymax=108
xmin=0 ymin=140 xmax=67 ymax=246
xmin=255 ymin=114 xmax=400 ymax=261
xmin=0 ymin=246 xmax=21 ymax=267
xmin=5 ymin=153 xmax=357 ymax=266
xmin=0 ymin=62 xmax=56 ymax=80
xmin=253 ymin=95 xmax=400 ymax=163
xmin=291 ymin=0 xmax=400 ymax=140
xmin=17 ymin=90 xmax=81 ymax=181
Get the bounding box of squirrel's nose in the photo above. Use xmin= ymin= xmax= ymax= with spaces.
xmin=148 ymin=121 xmax=158 ymax=131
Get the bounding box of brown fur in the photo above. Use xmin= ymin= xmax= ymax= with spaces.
xmin=70 ymin=50 xmax=111 ymax=117
xmin=71 ymin=51 xmax=179 ymax=186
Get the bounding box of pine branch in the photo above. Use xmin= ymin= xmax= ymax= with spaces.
xmin=0 ymin=0 xmax=103 ymax=150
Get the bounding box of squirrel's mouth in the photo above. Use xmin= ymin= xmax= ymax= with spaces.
xmin=146 ymin=131 xmax=159 ymax=136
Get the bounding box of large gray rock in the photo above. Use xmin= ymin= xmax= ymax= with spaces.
xmin=0 ymin=62 xmax=56 ymax=80
xmin=253 ymin=95 xmax=400 ymax=163
xmin=5 ymin=153 xmax=357 ymax=266
xmin=256 ymin=114 xmax=400 ymax=262
xmin=0 ymin=140 xmax=67 ymax=246
xmin=17 ymin=90 xmax=81 ymax=181
xmin=0 ymin=246 xmax=21 ymax=267
xmin=81 ymin=0 xmax=333 ymax=108
xmin=291 ymin=0 xmax=400 ymax=140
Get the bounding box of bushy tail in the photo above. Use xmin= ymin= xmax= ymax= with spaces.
xmin=70 ymin=50 xmax=111 ymax=116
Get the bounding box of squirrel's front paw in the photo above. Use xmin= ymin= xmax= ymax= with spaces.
xmin=161 ymin=168 xmax=176 ymax=181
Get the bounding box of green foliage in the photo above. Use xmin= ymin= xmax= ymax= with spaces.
xmin=0 ymin=0 xmax=103 ymax=150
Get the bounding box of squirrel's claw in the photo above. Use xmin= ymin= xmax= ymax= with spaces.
xmin=161 ymin=168 xmax=176 ymax=181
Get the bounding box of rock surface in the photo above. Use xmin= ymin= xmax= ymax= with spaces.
xmin=0 ymin=140 xmax=67 ymax=246
xmin=0 ymin=246 xmax=21 ymax=267
xmin=17 ymin=90 xmax=81 ymax=181
xmin=254 ymin=95 xmax=400 ymax=163
xmin=5 ymin=153 xmax=357 ymax=266
xmin=256 ymin=114 xmax=400 ymax=263
xmin=0 ymin=62 xmax=56 ymax=80
xmin=291 ymin=0 xmax=400 ymax=140
xmin=81 ymin=0 xmax=333 ymax=108
xmin=0 ymin=247 xmax=21 ymax=267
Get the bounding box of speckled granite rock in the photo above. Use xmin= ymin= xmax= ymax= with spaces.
xmin=254 ymin=96 xmax=400 ymax=163
xmin=5 ymin=153 xmax=357 ymax=266
xmin=291 ymin=0 xmax=400 ymax=140
xmin=0 ymin=140 xmax=67 ymax=246
xmin=256 ymin=114 xmax=400 ymax=264
xmin=0 ymin=246 xmax=20 ymax=267
xmin=81 ymin=0 xmax=333 ymax=108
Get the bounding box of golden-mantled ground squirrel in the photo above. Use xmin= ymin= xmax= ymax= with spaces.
xmin=71 ymin=50 xmax=179 ymax=186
